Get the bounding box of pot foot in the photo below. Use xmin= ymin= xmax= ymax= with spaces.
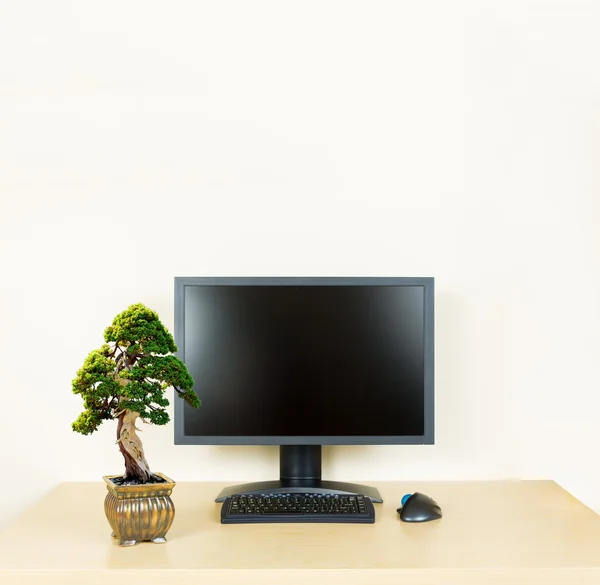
xmin=152 ymin=537 xmax=167 ymax=543
xmin=119 ymin=539 xmax=137 ymax=547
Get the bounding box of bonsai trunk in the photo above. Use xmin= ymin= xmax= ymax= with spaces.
xmin=117 ymin=410 xmax=153 ymax=482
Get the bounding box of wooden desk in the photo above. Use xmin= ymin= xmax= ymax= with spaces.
xmin=1 ymin=480 xmax=599 ymax=584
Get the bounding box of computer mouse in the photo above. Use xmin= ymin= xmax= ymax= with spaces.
xmin=397 ymin=492 xmax=442 ymax=522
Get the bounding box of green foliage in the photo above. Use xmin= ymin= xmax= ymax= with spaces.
xmin=72 ymin=345 xmax=121 ymax=400
xmin=72 ymin=409 xmax=103 ymax=435
xmin=104 ymin=303 xmax=177 ymax=355
xmin=132 ymin=355 xmax=200 ymax=408
xmin=72 ymin=303 xmax=200 ymax=435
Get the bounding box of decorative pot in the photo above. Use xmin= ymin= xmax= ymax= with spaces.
xmin=103 ymin=472 xmax=176 ymax=546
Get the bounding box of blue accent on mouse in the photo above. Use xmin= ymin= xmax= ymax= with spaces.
xmin=401 ymin=494 xmax=412 ymax=507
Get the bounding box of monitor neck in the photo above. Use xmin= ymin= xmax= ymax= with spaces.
xmin=279 ymin=445 xmax=322 ymax=482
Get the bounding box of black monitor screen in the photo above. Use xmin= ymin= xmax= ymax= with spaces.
xmin=178 ymin=281 xmax=432 ymax=440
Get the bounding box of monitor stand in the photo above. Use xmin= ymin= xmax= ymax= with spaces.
xmin=214 ymin=445 xmax=383 ymax=502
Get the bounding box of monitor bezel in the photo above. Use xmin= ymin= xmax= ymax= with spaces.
xmin=174 ymin=276 xmax=434 ymax=446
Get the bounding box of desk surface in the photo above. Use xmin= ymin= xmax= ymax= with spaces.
xmin=1 ymin=480 xmax=600 ymax=584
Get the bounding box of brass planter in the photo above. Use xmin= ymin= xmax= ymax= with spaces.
xmin=103 ymin=473 xmax=176 ymax=547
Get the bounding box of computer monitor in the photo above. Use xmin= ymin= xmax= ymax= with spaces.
xmin=174 ymin=277 xmax=434 ymax=502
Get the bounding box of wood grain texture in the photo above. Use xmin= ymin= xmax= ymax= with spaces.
xmin=1 ymin=480 xmax=599 ymax=584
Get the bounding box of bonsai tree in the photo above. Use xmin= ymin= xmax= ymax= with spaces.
xmin=72 ymin=303 xmax=201 ymax=483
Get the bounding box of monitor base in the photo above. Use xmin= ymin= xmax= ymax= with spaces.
xmin=215 ymin=480 xmax=383 ymax=503
xmin=214 ymin=446 xmax=383 ymax=503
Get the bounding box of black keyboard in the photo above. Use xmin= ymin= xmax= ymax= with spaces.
xmin=221 ymin=493 xmax=375 ymax=524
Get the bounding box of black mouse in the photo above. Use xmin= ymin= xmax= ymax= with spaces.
xmin=397 ymin=492 xmax=442 ymax=522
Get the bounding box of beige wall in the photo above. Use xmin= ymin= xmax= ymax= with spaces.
xmin=1 ymin=0 xmax=599 ymax=529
